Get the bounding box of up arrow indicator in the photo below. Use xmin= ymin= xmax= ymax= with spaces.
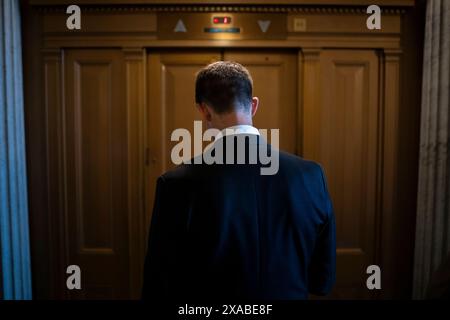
xmin=258 ymin=20 xmax=271 ymax=33
xmin=174 ymin=19 xmax=187 ymax=32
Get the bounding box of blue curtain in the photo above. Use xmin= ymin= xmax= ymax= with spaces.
xmin=0 ymin=0 xmax=32 ymax=299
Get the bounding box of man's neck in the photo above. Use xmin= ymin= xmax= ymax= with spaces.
xmin=212 ymin=112 xmax=253 ymax=131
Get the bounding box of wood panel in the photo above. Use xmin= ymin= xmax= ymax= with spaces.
xmin=380 ymin=49 xmax=402 ymax=299
xmin=30 ymin=0 xmax=415 ymax=6
xmin=64 ymin=49 xmax=129 ymax=299
xmin=223 ymin=51 xmax=297 ymax=154
xmin=287 ymin=13 xmax=400 ymax=34
xmin=146 ymin=51 xmax=221 ymax=226
xmin=42 ymin=49 xmax=67 ymax=299
xmin=40 ymin=10 xmax=402 ymax=49
xmin=123 ymin=48 xmax=147 ymax=299
xmin=303 ymin=49 xmax=380 ymax=299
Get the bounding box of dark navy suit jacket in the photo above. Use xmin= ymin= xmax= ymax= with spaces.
xmin=142 ymin=134 xmax=336 ymax=300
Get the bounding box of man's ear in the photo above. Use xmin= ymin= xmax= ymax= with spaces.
xmin=251 ymin=97 xmax=259 ymax=117
xmin=197 ymin=103 xmax=212 ymax=122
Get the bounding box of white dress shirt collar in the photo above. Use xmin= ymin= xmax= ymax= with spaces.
xmin=220 ymin=125 xmax=260 ymax=137
xmin=202 ymin=124 xmax=261 ymax=155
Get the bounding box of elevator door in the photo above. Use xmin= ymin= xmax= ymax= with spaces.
xmin=146 ymin=50 xmax=381 ymax=300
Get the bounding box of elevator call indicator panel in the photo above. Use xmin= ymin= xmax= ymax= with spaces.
xmin=158 ymin=13 xmax=286 ymax=40
xmin=213 ymin=16 xmax=231 ymax=24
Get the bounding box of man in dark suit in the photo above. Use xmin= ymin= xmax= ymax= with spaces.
xmin=142 ymin=61 xmax=336 ymax=300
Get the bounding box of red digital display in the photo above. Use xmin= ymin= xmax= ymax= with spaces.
xmin=213 ymin=16 xmax=231 ymax=24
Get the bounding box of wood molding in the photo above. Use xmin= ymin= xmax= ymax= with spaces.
xmin=43 ymin=37 xmax=402 ymax=50
xmin=300 ymin=48 xmax=321 ymax=160
xmin=35 ymin=4 xmax=409 ymax=14
xmin=123 ymin=47 xmax=147 ymax=299
xmin=380 ymin=48 xmax=401 ymax=298
xmin=29 ymin=0 xmax=415 ymax=7
xmin=43 ymin=48 xmax=68 ymax=299
xmin=39 ymin=2 xmax=403 ymax=49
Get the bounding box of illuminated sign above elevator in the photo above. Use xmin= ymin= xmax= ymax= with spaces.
xmin=157 ymin=13 xmax=286 ymax=40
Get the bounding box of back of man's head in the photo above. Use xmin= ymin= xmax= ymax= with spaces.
xmin=195 ymin=61 xmax=253 ymax=114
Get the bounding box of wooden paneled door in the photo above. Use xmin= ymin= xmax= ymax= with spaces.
xmin=147 ymin=49 xmax=382 ymax=299
xmin=303 ymin=50 xmax=380 ymax=299
xmin=64 ymin=49 xmax=130 ymax=299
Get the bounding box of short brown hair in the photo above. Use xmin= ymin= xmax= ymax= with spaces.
xmin=195 ymin=61 xmax=253 ymax=114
